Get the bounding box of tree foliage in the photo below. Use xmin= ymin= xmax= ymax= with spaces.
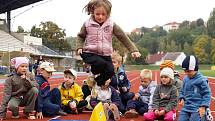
xmin=17 ymin=26 xmax=24 ymax=33
xmin=207 ymin=8 xmax=215 ymax=38
xmin=30 ymin=21 xmax=71 ymax=53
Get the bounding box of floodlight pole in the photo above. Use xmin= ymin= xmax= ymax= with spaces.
xmin=6 ymin=11 xmax=11 ymax=33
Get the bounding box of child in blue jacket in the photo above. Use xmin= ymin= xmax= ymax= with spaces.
xmin=35 ymin=62 xmax=67 ymax=119
xmin=179 ymin=55 xmax=211 ymax=121
xmin=110 ymin=52 xmax=134 ymax=110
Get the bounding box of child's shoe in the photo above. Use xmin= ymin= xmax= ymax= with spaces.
xmin=109 ymin=104 xmax=120 ymax=121
xmin=24 ymin=111 xmax=36 ymax=120
xmin=11 ymin=115 xmax=20 ymax=119
xmin=103 ymin=103 xmax=110 ymax=121
xmin=57 ymin=110 xmax=67 ymax=116
xmin=124 ymin=109 xmax=138 ymax=118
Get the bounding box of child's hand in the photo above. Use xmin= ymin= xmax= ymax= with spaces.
xmin=21 ymin=74 xmax=26 ymax=79
xmin=159 ymin=110 xmax=165 ymax=116
xmin=133 ymin=93 xmax=139 ymax=100
xmin=131 ymin=52 xmax=141 ymax=58
xmin=178 ymin=99 xmax=184 ymax=107
xmin=198 ymin=107 xmax=206 ymax=118
xmin=69 ymin=101 xmax=77 ymax=109
xmin=77 ymin=49 xmax=83 ymax=55
xmin=36 ymin=112 xmax=43 ymax=119
xmin=154 ymin=109 xmax=159 ymax=116
xmin=116 ymin=90 xmax=120 ymax=94
xmin=121 ymin=87 xmax=127 ymax=92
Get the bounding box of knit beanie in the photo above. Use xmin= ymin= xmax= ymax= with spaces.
xmin=182 ymin=55 xmax=198 ymax=71
xmin=160 ymin=67 xmax=174 ymax=80
xmin=160 ymin=60 xmax=174 ymax=70
xmin=10 ymin=57 xmax=29 ymax=69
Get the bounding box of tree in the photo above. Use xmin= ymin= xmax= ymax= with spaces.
xmin=183 ymin=42 xmax=193 ymax=55
xmin=207 ymin=8 xmax=215 ymax=38
xmin=30 ymin=21 xmax=71 ymax=52
xmin=179 ymin=20 xmax=190 ymax=29
xmin=196 ymin=18 xmax=204 ymax=26
xmin=17 ymin=26 xmax=24 ymax=33
xmin=211 ymin=39 xmax=215 ymax=64
xmin=193 ymin=35 xmax=210 ymax=63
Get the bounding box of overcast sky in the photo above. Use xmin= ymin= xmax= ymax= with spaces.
xmin=0 ymin=0 xmax=215 ymax=37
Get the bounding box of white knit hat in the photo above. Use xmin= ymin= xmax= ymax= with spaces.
xmin=160 ymin=67 xmax=174 ymax=80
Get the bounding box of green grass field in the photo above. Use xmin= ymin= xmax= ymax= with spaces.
xmin=126 ymin=65 xmax=215 ymax=77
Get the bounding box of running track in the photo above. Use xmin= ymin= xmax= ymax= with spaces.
xmin=0 ymin=70 xmax=214 ymax=121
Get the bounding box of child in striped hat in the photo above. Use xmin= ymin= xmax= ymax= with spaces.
xmin=178 ymin=55 xmax=212 ymax=121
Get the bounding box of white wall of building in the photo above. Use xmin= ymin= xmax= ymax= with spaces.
xmin=24 ymin=36 xmax=42 ymax=45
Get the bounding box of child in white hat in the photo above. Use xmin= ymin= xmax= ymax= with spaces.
xmin=144 ymin=67 xmax=178 ymax=121
xmin=59 ymin=69 xmax=87 ymax=114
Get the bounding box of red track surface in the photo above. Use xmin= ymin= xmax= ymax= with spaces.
xmin=0 ymin=70 xmax=214 ymax=121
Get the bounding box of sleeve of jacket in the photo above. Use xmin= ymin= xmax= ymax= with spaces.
xmin=110 ymin=87 xmax=121 ymax=106
xmin=179 ymin=78 xmax=186 ymax=101
xmin=73 ymin=84 xmax=84 ymax=103
xmin=58 ymin=86 xmax=70 ymax=106
xmin=199 ymin=78 xmax=211 ymax=108
xmin=148 ymin=84 xmax=157 ymax=110
xmin=76 ymin=24 xmax=87 ymax=50
xmin=113 ymin=23 xmax=139 ymax=53
xmin=0 ymin=78 xmax=12 ymax=118
xmin=152 ymin=86 xmax=160 ymax=110
xmin=138 ymin=86 xmax=143 ymax=96
xmin=24 ymin=73 xmax=39 ymax=89
xmin=165 ymin=86 xmax=178 ymax=112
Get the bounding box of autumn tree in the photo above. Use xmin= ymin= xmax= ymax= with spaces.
xmin=30 ymin=21 xmax=71 ymax=53
xmin=193 ymin=35 xmax=211 ymax=63
xmin=17 ymin=26 xmax=24 ymax=33
xmin=207 ymin=8 xmax=215 ymax=38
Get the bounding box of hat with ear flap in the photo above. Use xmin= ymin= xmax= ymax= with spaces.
xmin=182 ymin=55 xmax=199 ymax=71
xmin=160 ymin=67 xmax=174 ymax=80
xmin=64 ymin=69 xmax=77 ymax=79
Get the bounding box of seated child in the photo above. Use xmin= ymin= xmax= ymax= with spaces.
xmin=82 ymin=75 xmax=96 ymax=110
xmin=110 ymin=52 xmax=134 ymax=108
xmin=90 ymin=79 xmax=123 ymax=121
xmin=144 ymin=67 xmax=178 ymax=121
xmin=178 ymin=55 xmax=211 ymax=121
xmin=124 ymin=69 xmax=156 ymax=118
xmin=35 ymin=62 xmax=67 ymax=119
xmin=160 ymin=60 xmax=182 ymax=91
xmin=59 ymin=69 xmax=88 ymax=114
xmin=0 ymin=57 xmax=38 ymax=120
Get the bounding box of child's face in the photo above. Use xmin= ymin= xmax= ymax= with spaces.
xmin=93 ymin=6 xmax=108 ymax=24
xmin=184 ymin=70 xmax=196 ymax=78
xmin=64 ymin=73 xmax=75 ymax=84
xmin=16 ymin=63 xmax=28 ymax=75
xmin=140 ymin=76 xmax=151 ymax=87
xmin=112 ymin=59 xmax=120 ymax=71
xmin=160 ymin=75 xmax=171 ymax=85
xmin=40 ymin=69 xmax=52 ymax=79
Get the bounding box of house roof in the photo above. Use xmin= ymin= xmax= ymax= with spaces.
xmin=163 ymin=52 xmax=183 ymax=61
xmin=0 ymin=0 xmax=43 ymax=14
xmin=146 ymin=53 xmax=166 ymax=64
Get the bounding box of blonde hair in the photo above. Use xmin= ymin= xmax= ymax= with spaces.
xmin=83 ymin=0 xmax=112 ymax=16
xmin=111 ymin=51 xmax=122 ymax=64
xmin=140 ymin=69 xmax=152 ymax=80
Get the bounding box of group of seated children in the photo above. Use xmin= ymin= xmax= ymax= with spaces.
xmin=0 ymin=54 xmax=212 ymax=121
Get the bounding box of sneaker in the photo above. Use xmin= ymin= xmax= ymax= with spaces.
xmin=103 ymin=103 xmax=110 ymax=121
xmin=109 ymin=104 xmax=120 ymax=121
xmin=24 ymin=111 xmax=36 ymax=120
xmin=124 ymin=109 xmax=138 ymax=118
xmin=57 ymin=110 xmax=67 ymax=116
xmin=11 ymin=115 xmax=20 ymax=119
